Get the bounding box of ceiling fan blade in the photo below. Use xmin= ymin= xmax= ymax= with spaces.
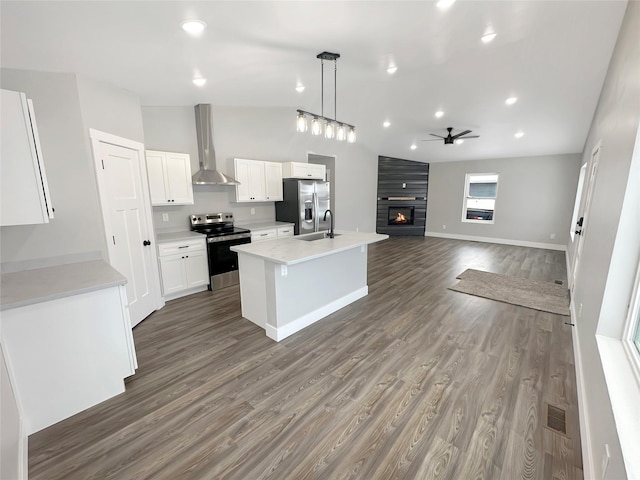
xmin=421 ymin=138 xmax=444 ymax=141
xmin=451 ymin=130 xmax=472 ymax=139
xmin=429 ymin=134 xmax=446 ymax=138
xmin=459 ymin=135 xmax=479 ymax=139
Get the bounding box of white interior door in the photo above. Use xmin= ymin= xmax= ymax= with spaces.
xmin=90 ymin=130 xmax=162 ymax=327
xmin=571 ymin=142 xmax=601 ymax=293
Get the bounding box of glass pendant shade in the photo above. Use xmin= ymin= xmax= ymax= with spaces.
xmin=336 ymin=124 xmax=346 ymax=141
xmin=347 ymin=127 xmax=356 ymax=143
xmin=311 ymin=117 xmax=322 ymax=136
xmin=296 ymin=113 xmax=308 ymax=132
xmin=325 ymin=121 xmax=335 ymax=139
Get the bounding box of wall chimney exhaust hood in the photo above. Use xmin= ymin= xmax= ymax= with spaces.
xmin=192 ymin=104 xmax=239 ymax=185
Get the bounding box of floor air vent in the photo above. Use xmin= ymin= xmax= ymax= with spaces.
xmin=546 ymin=404 xmax=567 ymax=435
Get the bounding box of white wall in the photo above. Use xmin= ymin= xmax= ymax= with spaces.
xmin=567 ymin=2 xmax=640 ymax=478
xmin=0 ymin=69 xmax=146 ymax=268
xmin=427 ymin=154 xmax=581 ymax=248
xmin=141 ymin=106 xmax=378 ymax=233
xmin=0 ymin=69 xmax=103 ymax=267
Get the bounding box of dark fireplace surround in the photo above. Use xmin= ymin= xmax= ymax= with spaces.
xmin=376 ymin=156 xmax=428 ymax=236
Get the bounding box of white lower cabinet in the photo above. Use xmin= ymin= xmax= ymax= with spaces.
xmin=277 ymin=225 xmax=294 ymax=237
xmin=158 ymin=238 xmax=208 ymax=299
xmin=251 ymin=229 xmax=277 ymax=242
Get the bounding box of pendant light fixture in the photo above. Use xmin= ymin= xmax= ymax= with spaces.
xmin=296 ymin=51 xmax=356 ymax=143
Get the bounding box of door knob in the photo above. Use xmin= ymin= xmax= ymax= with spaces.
xmin=143 ymin=240 xmax=151 ymax=246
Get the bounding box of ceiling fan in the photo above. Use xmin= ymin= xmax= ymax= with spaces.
xmin=422 ymin=127 xmax=479 ymax=145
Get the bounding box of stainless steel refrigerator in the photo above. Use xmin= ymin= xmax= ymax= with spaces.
xmin=275 ymin=179 xmax=331 ymax=235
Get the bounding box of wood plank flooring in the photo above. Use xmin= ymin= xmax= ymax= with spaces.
xmin=28 ymin=236 xmax=582 ymax=480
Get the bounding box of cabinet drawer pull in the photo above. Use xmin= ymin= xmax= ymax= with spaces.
xmin=178 ymin=245 xmax=189 ymax=249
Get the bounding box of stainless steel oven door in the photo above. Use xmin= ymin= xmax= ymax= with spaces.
xmin=207 ymin=235 xmax=251 ymax=290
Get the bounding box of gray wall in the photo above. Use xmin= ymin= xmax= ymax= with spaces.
xmin=567 ymin=1 xmax=640 ymax=478
xmin=141 ymin=106 xmax=378 ymax=233
xmin=427 ymin=154 xmax=581 ymax=247
xmin=0 ymin=69 xmax=145 ymax=268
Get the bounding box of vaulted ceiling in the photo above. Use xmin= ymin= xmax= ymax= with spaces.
xmin=0 ymin=1 xmax=628 ymax=162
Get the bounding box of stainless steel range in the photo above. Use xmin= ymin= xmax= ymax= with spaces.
xmin=190 ymin=213 xmax=251 ymax=290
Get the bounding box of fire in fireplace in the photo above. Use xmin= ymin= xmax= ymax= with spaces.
xmin=388 ymin=206 xmax=415 ymax=225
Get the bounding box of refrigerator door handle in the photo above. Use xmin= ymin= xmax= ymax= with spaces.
xmin=313 ymin=192 xmax=318 ymax=232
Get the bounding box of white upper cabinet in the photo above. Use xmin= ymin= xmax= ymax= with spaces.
xmin=1 ymin=89 xmax=54 ymax=226
xmin=234 ymin=158 xmax=283 ymax=202
xmin=145 ymin=150 xmax=194 ymax=206
xmin=282 ymin=162 xmax=326 ymax=180
xmin=264 ymin=161 xmax=283 ymax=201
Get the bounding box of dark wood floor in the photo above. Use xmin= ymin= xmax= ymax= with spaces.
xmin=29 ymin=236 xmax=582 ymax=480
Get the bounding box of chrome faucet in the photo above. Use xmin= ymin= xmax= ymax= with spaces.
xmin=323 ymin=209 xmax=334 ymax=238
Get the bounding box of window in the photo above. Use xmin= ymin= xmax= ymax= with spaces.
xmin=627 ymin=260 xmax=640 ymax=355
xmin=462 ymin=173 xmax=498 ymax=223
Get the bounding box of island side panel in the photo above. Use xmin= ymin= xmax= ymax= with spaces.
xmin=266 ymin=245 xmax=368 ymax=341
xmin=237 ymin=253 xmax=268 ymax=328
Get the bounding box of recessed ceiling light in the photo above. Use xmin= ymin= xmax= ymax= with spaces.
xmin=181 ymin=20 xmax=207 ymax=34
xmin=410 ymin=144 xmax=417 ymax=150
xmin=387 ymin=65 xmax=398 ymax=74
xmin=435 ymin=0 xmax=455 ymax=8
xmin=515 ymin=131 xmax=525 ymax=138
xmin=383 ymin=120 xmax=391 ymax=128
xmin=505 ymin=97 xmax=518 ymax=105
xmin=455 ymin=139 xmax=464 ymax=144
xmin=296 ymin=84 xmax=305 ymax=93
xmin=481 ymin=33 xmax=497 ymax=43
xmin=435 ymin=110 xmax=444 ymax=118
xmin=192 ymin=78 xmax=206 ymax=87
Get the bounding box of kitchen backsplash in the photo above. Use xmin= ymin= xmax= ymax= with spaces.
xmin=151 ymin=186 xmax=276 ymax=233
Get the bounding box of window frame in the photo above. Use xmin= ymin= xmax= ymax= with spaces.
xmin=461 ymin=173 xmax=499 ymax=224
xmin=623 ymin=259 xmax=640 ymax=377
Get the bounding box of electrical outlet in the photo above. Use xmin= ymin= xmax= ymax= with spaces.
xmin=162 ymin=213 xmax=169 ymax=222
xmin=251 ymin=208 xmax=255 ymax=215
xmin=550 ymin=233 xmax=556 ymax=239
xmin=442 ymin=224 xmax=446 ymax=230
xmin=601 ymin=444 xmax=610 ymax=479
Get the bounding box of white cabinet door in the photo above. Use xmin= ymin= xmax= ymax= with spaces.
xmin=282 ymin=162 xmax=325 ymax=180
xmin=307 ymin=163 xmax=326 ymax=180
xmin=165 ymin=153 xmax=193 ymax=204
xmin=184 ymin=250 xmax=209 ymax=288
xmin=145 ymin=151 xmax=168 ymax=205
xmin=264 ymin=161 xmax=283 ymax=201
xmin=145 ymin=150 xmax=193 ymax=206
xmin=0 ymin=89 xmax=54 ymax=226
xmin=159 ymin=254 xmax=187 ymax=295
xmin=234 ymin=158 xmax=266 ymax=202
xmin=251 ymin=229 xmax=277 ymax=242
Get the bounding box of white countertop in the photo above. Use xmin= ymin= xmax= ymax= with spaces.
xmin=235 ymin=220 xmax=295 ymax=231
xmin=0 ymin=260 xmax=127 ymax=311
xmin=156 ymin=231 xmax=206 ymax=243
xmin=231 ymin=231 xmax=388 ymax=265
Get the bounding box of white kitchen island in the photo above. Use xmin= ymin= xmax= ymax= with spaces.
xmin=231 ymin=231 xmax=388 ymax=341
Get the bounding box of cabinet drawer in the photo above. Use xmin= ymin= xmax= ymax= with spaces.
xmin=277 ymin=226 xmax=294 ymax=237
xmin=158 ymin=239 xmax=205 ymax=256
xmin=251 ymin=229 xmax=277 ymax=242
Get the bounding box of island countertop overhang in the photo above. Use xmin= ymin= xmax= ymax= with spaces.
xmin=230 ymin=231 xmax=388 ymax=265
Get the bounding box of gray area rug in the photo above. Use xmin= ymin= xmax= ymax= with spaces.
xmin=449 ymin=269 xmax=570 ymax=316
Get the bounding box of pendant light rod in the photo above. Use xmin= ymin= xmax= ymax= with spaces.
xmin=296 ymin=51 xmax=356 ymax=143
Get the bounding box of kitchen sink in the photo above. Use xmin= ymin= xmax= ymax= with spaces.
xmin=295 ymin=232 xmax=341 ymax=241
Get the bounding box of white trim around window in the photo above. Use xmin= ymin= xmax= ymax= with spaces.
xmin=461 ymin=173 xmax=499 ymax=224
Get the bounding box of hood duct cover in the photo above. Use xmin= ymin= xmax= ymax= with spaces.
xmin=192 ymin=104 xmax=239 ymax=185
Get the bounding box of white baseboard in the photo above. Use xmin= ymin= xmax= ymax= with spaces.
xmin=570 ymin=302 xmax=595 ymax=480
xmin=266 ymin=286 xmax=368 ymax=342
xmin=425 ymin=231 xmax=567 ymax=251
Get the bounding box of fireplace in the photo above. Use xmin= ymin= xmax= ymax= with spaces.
xmin=388 ymin=206 xmax=414 ymax=225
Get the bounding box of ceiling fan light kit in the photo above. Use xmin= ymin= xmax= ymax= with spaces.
xmin=296 ymin=51 xmax=356 ymax=143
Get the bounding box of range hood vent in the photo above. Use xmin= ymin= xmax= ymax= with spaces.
xmin=192 ymin=104 xmax=239 ymax=185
